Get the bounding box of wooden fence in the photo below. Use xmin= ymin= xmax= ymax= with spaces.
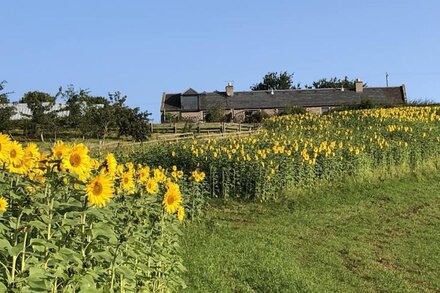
xmin=93 ymin=129 xmax=257 ymax=152
xmin=149 ymin=122 xmax=256 ymax=134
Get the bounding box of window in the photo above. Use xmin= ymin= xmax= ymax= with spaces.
xmin=321 ymin=106 xmax=330 ymax=114
xmin=181 ymin=96 xmax=198 ymax=110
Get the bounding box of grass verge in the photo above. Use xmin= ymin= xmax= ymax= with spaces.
xmin=182 ymin=171 xmax=440 ymax=292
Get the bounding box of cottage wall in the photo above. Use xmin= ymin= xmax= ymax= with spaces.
xmin=306 ymin=107 xmax=322 ymax=114
xmin=180 ymin=111 xmax=203 ymax=122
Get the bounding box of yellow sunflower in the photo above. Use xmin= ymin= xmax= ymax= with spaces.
xmin=51 ymin=140 xmax=69 ymax=160
xmin=7 ymin=159 xmax=29 ymax=175
xmin=0 ymin=133 xmax=11 ymax=163
xmin=105 ymin=153 xmax=118 ymax=178
xmin=145 ymin=178 xmax=158 ymax=195
xmin=120 ymin=171 xmax=136 ymax=195
xmin=23 ymin=143 xmax=40 ymax=169
xmin=86 ymin=173 xmax=114 ymax=207
xmin=137 ymin=165 xmax=150 ymax=183
xmin=8 ymin=141 xmax=24 ymax=166
xmin=177 ymin=206 xmax=185 ymax=221
xmin=0 ymin=196 xmax=8 ymax=212
xmin=163 ymin=184 xmax=182 ymax=214
xmin=62 ymin=144 xmax=92 ymax=181
xmin=153 ymin=168 xmax=166 ymax=182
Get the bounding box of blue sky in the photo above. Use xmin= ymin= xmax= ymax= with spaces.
xmin=1 ymin=0 xmax=439 ymax=121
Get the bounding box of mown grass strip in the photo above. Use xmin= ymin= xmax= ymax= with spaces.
xmin=182 ymin=171 xmax=440 ymax=292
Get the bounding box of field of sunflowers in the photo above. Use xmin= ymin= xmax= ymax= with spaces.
xmin=0 ymin=106 xmax=439 ymax=292
xmin=0 ymin=135 xmax=207 ymax=291
xmin=132 ymin=106 xmax=440 ymax=201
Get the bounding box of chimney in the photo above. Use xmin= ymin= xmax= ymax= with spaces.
xmin=226 ymin=82 xmax=234 ymax=97
xmin=355 ymin=79 xmax=363 ymax=93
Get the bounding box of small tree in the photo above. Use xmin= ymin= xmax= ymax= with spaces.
xmin=205 ymin=105 xmax=227 ymax=122
xmin=0 ymin=81 xmax=15 ymax=132
xmin=251 ymin=71 xmax=300 ymax=91
xmin=20 ymin=91 xmax=57 ymax=138
xmin=311 ymin=76 xmax=366 ymax=90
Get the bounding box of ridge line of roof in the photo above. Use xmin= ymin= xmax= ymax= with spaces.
xmin=165 ymin=86 xmax=403 ymax=96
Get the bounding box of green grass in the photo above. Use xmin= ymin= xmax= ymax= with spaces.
xmin=181 ymin=171 xmax=440 ymax=292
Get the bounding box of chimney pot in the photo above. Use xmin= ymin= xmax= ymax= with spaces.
xmin=226 ymin=83 xmax=234 ymax=97
xmin=355 ymin=79 xmax=363 ymax=93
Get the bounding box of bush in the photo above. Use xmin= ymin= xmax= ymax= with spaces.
xmin=245 ymin=111 xmax=270 ymax=123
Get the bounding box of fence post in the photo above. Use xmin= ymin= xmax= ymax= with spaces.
xmin=221 ymin=122 xmax=225 ymax=133
xmin=239 ymin=124 xmax=242 ymax=132
xmin=174 ymin=123 xmax=177 ymax=133
xmin=150 ymin=123 xmax=154 ymax=133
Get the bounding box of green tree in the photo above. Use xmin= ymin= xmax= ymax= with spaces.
xmin=57 ymin=85 xmax=91 ymax=128
xmin=251 ymin=71 xmax=300 ymax=91
xmin=19 ymin=91 xmax=55 ymax=103
xmin=0 ymin=81 xmax=15 ymax=131
xmin=311 ymin=76 xmax=366 ymax=90
xmin=20 ymin=91 xmax=57 ymax=138
xmin=81 ymin=91 xmax=151 ymax=141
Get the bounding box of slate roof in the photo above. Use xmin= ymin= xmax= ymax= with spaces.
xmin=161 ymin=86 xmax=407 ymax=112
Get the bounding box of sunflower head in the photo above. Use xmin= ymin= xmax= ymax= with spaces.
xmin=8 ymin=141 xmax=24 ymax=166
xmin=105 ymin=153 xmax=118 ymax=178
xmin=177 ymin=206 xmax=185 ymax=222
xmin=145 ymin=178 xmax=159 ymax=195
xmin=120 ymin=171 xmax=135 ymax=195
xmin=86 ymin=173 xmax=114 ymax=207
xmin=51 ymin=140 xmax=69 ymax=160
xmin=163 ymin=185 xmax=182 ymax=214
xmin=0 ymin=196 xmax=8 ymax=212
xmin=0 ymin=133 xmax=11 ymax=163
xmin=62 ymin=144 xmax=92 ymax=180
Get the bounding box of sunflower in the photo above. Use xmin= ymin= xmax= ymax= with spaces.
xmin=163 ymin=184 xmax=182 ymax=214
xmin=0 ymin=196 xmax=8 ymax=212
xmin=7 ymin=159 xmax=29 ymax=175
xmin=120 ymin=171 xmax=136 ymax=195
xmin=153 ymin=168 xmax=166 ymax=182
xmin=86 ymin=173 xmax=114 ymax=207
xmin=0 ymin=133 xmax=11 ymax=163
xmin=105 ymin=153 xmax=117 ymax=178
xmin=51 ymin=140 xmax=69 ymax=160
xmin=8 ymin=141 xmax=24 ymax=166
xmin=137 ymin=165 xmax=150 ymax=183
xmin=145 ymin=178 xmax=158 ymax=195
xmin=24 ymin=143 xmax=40 ymax=169
xmin=177 ymin=206 xmax=185 ymax=221
xmin=62 ymin=144 xmax=92 ymax=181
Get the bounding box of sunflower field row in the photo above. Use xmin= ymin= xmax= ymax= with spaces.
xmin=0 ymin=135 xmax=207 ymax=292
xmin=129 ymin=106 xmax=440 ymax=201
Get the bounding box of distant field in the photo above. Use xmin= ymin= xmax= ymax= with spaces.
xmin=182 ymin=171 xmax=440 ymax=292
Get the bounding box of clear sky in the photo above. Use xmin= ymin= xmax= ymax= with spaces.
xmin=1 ymin=0 xmax=439 ymax=121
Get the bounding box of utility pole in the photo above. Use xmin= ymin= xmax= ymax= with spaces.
xmin=385 ymin=72 xmax=389 ymax=87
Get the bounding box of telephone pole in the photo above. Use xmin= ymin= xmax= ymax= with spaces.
xmin=385 ymin=72 xmax=389 ymax=87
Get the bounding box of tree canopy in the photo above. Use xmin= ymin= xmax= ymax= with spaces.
xmin=311 ymin=76 xmax=366 ymax=90
xmin=251 ymin=71 xmax=299 ymax=91
xmin=0 ymin=81 xmax=14 ymax=131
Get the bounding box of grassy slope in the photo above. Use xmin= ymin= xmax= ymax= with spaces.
xmin=182 ymin=171 xmax=440 ymax=292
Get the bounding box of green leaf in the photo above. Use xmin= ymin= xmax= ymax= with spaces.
xmin=0 ymin=238 xmax=12 ymax=254
xmin=29 ymin=220 xmax=47 ymax=230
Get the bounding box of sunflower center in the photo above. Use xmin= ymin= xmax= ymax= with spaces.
xmin=167 ymin=194 xmax=175 ymax=205
xmin=93 ymin=182 xmax=103 ymax=195
xmin=124 ymin=177 xmax=129 ymax=184
xmin=10 ymin=149 xmax=17 ymax=158
xmin=70 ymin=153 xmax=81 ymax=167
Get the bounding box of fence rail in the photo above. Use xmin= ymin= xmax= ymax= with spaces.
xmin=93 ymin=129 xmax=257 ymax=152
xmin=149 ymin=122 xmax=256 ymax=134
